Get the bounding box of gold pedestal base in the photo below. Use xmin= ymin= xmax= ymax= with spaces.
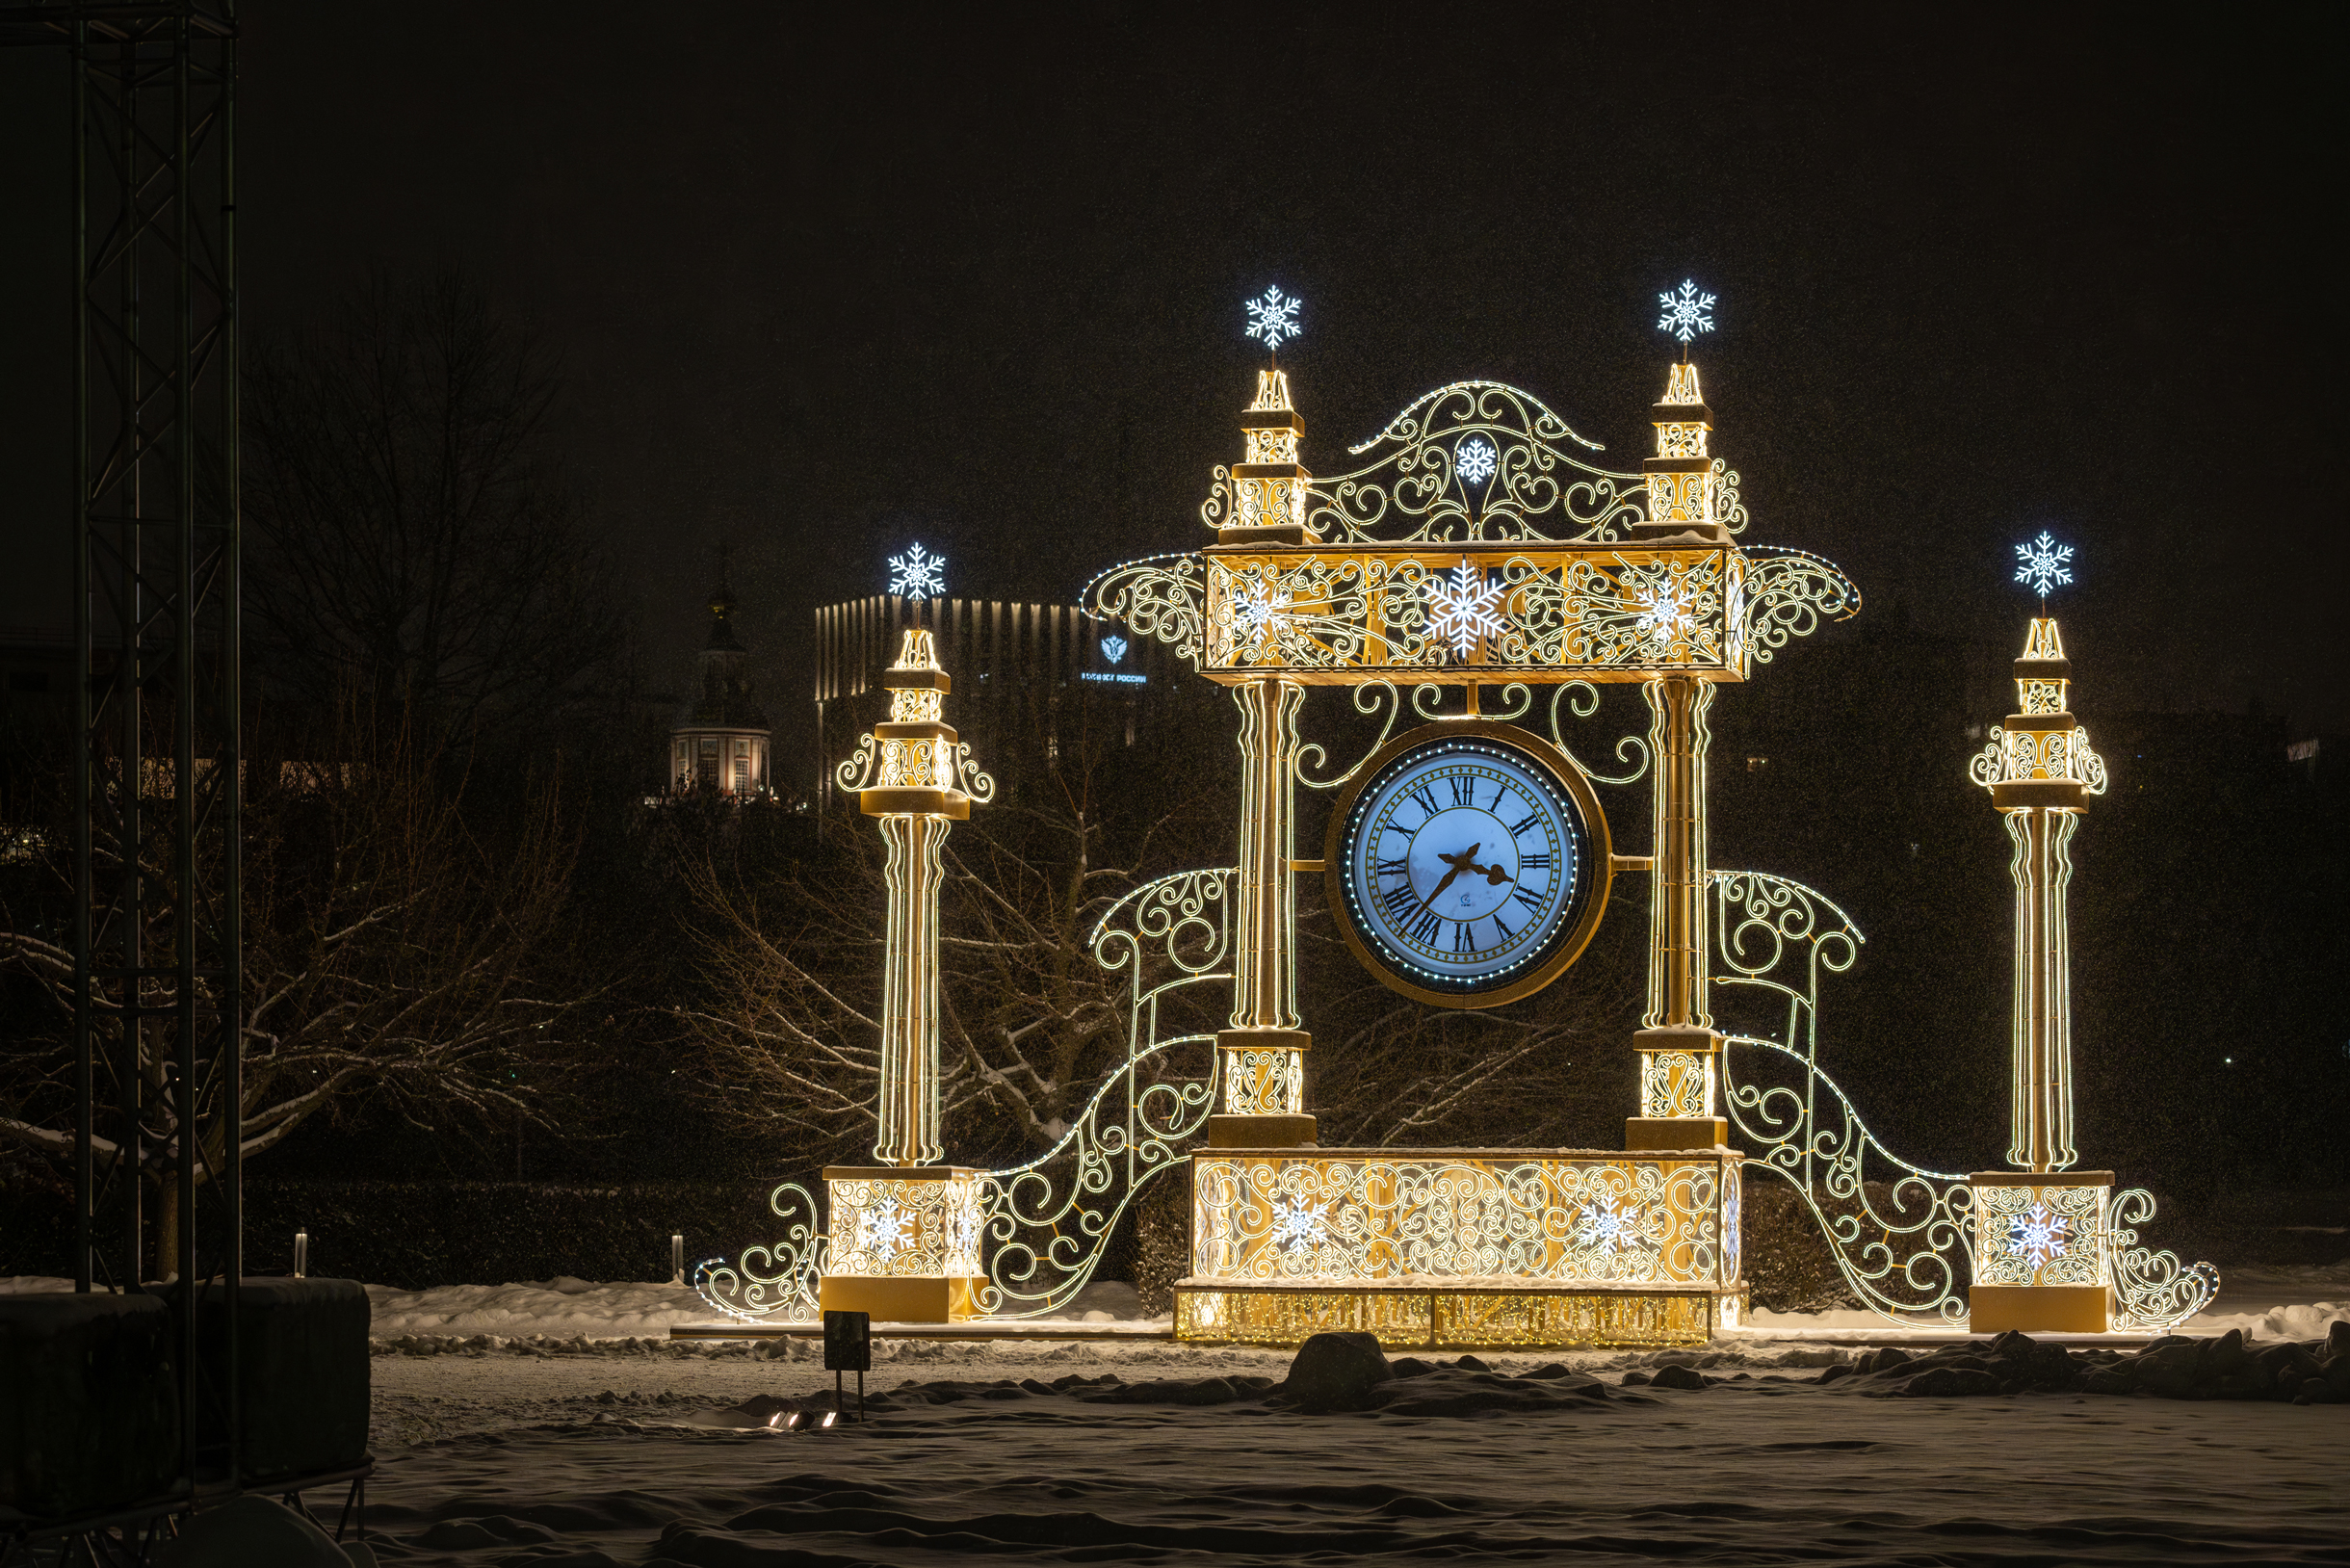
xmin=1968 ymin=1284 xmax=2107 ymax=1334
xmin=1204 ymin=1113 xmax=1317 ymax=1148
xmin=1175 ymin=1282 xmax=1740 ymax=1349
xmin=1624 ymin=1117 xmax=1729 ymax=1150
xmin=818 ymin=1274 xmax=983 ymax=1323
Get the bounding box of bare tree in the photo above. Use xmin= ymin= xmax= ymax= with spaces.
xmin=673 ymin=695 xmax=1227 ymax=1165
xmin=0 ymin=706 xmax=588 ymax=1272
xmin=244 ymin=270 xmax=626 ymax=733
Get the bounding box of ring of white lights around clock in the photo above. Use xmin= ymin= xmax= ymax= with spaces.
xmin=1323 ymin=721 xmax=1613 ymax=1010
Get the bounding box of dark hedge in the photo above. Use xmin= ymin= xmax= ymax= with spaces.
xmin=1 ymin=1177 xmax=824 ymax=1290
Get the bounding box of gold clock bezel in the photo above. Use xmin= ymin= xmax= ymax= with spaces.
xmin=1321 ymin=719 xmax=1613 ymax=1010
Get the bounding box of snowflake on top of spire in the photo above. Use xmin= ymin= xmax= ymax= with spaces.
xmin=2004 ymin=1202 xmax=2072 ymax=1269
xmin=1425 ymin=560 xmax=1506 ymax=658
xmin=2013 ymin=532 xmax=2074 ymax=602
xmin=1244 ymin=286 xmax=1303 ymax=353
xmin=1658 ymin=280 xmax=1716 ymax=344
xmin=888 ymin=543 xmax=946 ymax=600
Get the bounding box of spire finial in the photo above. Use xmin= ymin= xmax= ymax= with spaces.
xmin=2013 ymin=531 xmax=2075 ymax=605
xmin=1657 ymin=279 xmax=1716 ymax=363
xmin=1244 ymin=286 xmax=1303 ymax=363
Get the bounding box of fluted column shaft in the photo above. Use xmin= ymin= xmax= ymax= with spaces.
xmin=2005 ymin=808 xmax=2078 ymax=1173
xmin=875 ymin=813 xmax=951 ymax=1165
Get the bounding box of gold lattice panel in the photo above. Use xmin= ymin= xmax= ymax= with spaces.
xmin=1174 ymin=1284 xmax=1733 ymax=1348
xmin=1190 ymin=1149 xmax=1741 ymax=1290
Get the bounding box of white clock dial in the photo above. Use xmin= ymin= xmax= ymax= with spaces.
xmin=1336 ymin=734 xmax=1595 ymax=999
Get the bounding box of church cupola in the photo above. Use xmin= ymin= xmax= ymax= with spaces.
xmin=669 ymin=550 xmax=773 ymax=797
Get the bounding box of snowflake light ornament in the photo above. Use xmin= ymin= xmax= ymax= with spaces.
xmin=1455 ymin=435 xmax=1498 ymax=486
xmin=1658 ymin=280 xmax=1716 ymax=345
xmin=1100 ymin=633 xmax=1129 ymax=665
xmin=2013 ymin=531 xmax=2075 ymax=602
xmin=2004 ymin=1202 xmax=2071 ymax=1269
xmin=1425 ymin=560 xmax=1505 ymax=658
xmin=1634 ymin=580 xmax=1692 ymax=644
xmin=1575 ymin=1197 xmax=1633 ymax=1257
xmin=861 ymin=1195 xmax=914 ymax=1262
xmin=888 ymin=543 xmax=946 ymax=600
xmin=1272 ymin=1196 xmax=1327 ymax=1254
xmin=1232 ymin=579 xmax=1293 ymax=656
xmin=1244 ymin=287 xmax=1303 ymax=353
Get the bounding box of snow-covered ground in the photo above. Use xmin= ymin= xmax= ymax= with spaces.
xmin=10 ymin=1270 xmax=2349 ymax=1346
xmin=13 ymin=1272 xmax=2346 ymax=1562
xmin=358 ymin=1340 xmax=2346 ymax=1565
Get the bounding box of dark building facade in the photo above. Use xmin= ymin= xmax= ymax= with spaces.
xmin=812 ymin=592 xmax=1200 ymax=819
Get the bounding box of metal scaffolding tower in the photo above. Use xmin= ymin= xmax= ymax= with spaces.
xmin=0 ymin=0 xmax=242 ymax=1485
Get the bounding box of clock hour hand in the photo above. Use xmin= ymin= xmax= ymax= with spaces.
xmin=1428 ymin=843 xmax=1482 ymax=901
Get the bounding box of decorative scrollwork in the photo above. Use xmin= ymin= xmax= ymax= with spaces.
xmin=1712 ymin=870 xmax=1864 ymax=1054
xmin=1084 ymin=553 xmax=1207 ymax=664
xmin=1221 ymin=1046 xmax=1304 ymax=1115
xmin=693 ymin=1182 xmax=826 ymax=1321
xmin=1710 ymin=458 xmax=1748 ymax=535
xmin=1547 ymin=681 xmax=1652 ymax=786
xmin=833 ymin=734 xmax=879 ymax=794
xmin=956 ymin=742 xmax=996 ymax=803
xmin=1295 ymin=682 xmax=1401 ymax=791
xmin=1301 ymin=381 xmax=1647 ymax=544
xmin=1971 ymin=1182 xmax=2106 ymax=1288
xmin=1970 ymin=726 xmax=2109 ymax=795
xmin=1739 ymin=546 xmax=1862 ymax=671
xmin=2107 ymin=1188 xmax=2222 ymax=1330
xmin=966 ymin=868 xmax=1237 ymax=1317
xmin=1641 ymin=1052 xmax=1710 ymax=1118
xmin=1723 ymin=1034 xmax=1975 ymax=1324
xmin=1712 ymin=868 xmax=1972 ymax=1322
xmin=1191 ymin=1152 xmax=1736 ymax=1289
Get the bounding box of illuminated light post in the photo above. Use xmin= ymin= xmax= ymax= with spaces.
xmin=1628 ymin=351 xmax=1731 ymax=1151
xmin=1968 ymin=539 xmax=2113 ymax=1332
xmin=821 ymin=629 xmax=995 ymax=1322
xmin=1212 ymin=302 xmax=1316 ymax=1148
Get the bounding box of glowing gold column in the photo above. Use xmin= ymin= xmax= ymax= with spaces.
xmin=1210 ymin=675 xmax=1314 ymax=1145
xmin=875 ymin=813 xmax=951 ymax=1165
xmin=1625 ymin=359 xmax=1730 ymax=1152
xmin=1968 ymin=615 xmax=2111 ymax=1333
xmin=822 ymin=629 xmax=994 ymax=1322
xmin=1627 ymin=673 xmax=1724 ymax=1150
xmin=1971 ymin=617 xmax=2105 ymax=1173
xmin=1204 ymin=365 xmax=1316 ymax=1149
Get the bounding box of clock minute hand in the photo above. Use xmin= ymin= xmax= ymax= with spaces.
xmin=1427 ymin=843 xmax=1482 ymax=901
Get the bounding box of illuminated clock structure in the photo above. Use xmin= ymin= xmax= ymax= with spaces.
xmin=1326 ymin=724 xmax=1611 ymax=1009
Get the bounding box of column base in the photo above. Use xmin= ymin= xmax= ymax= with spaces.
xmin=1624 ymin=1117 xmax=1729 ymax=1150
xmin=818 ymin=1275 xmax=983 ymax=1323
xmin=1968 ymin=1284 xmax=2108 ymax=1334
xmin=1205 ymin=1113 xmax=1317 ymax=1148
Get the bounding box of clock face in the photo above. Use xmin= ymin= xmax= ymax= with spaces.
xmin=1328 ymin=728 xmax=1607 ymax=1007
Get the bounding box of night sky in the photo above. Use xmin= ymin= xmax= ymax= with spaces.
xmin=1 ymin=5 xmax=2339 ymax=745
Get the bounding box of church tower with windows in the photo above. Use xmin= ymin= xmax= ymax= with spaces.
xmin=669 ymin=556 xmax=772 ymax=797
